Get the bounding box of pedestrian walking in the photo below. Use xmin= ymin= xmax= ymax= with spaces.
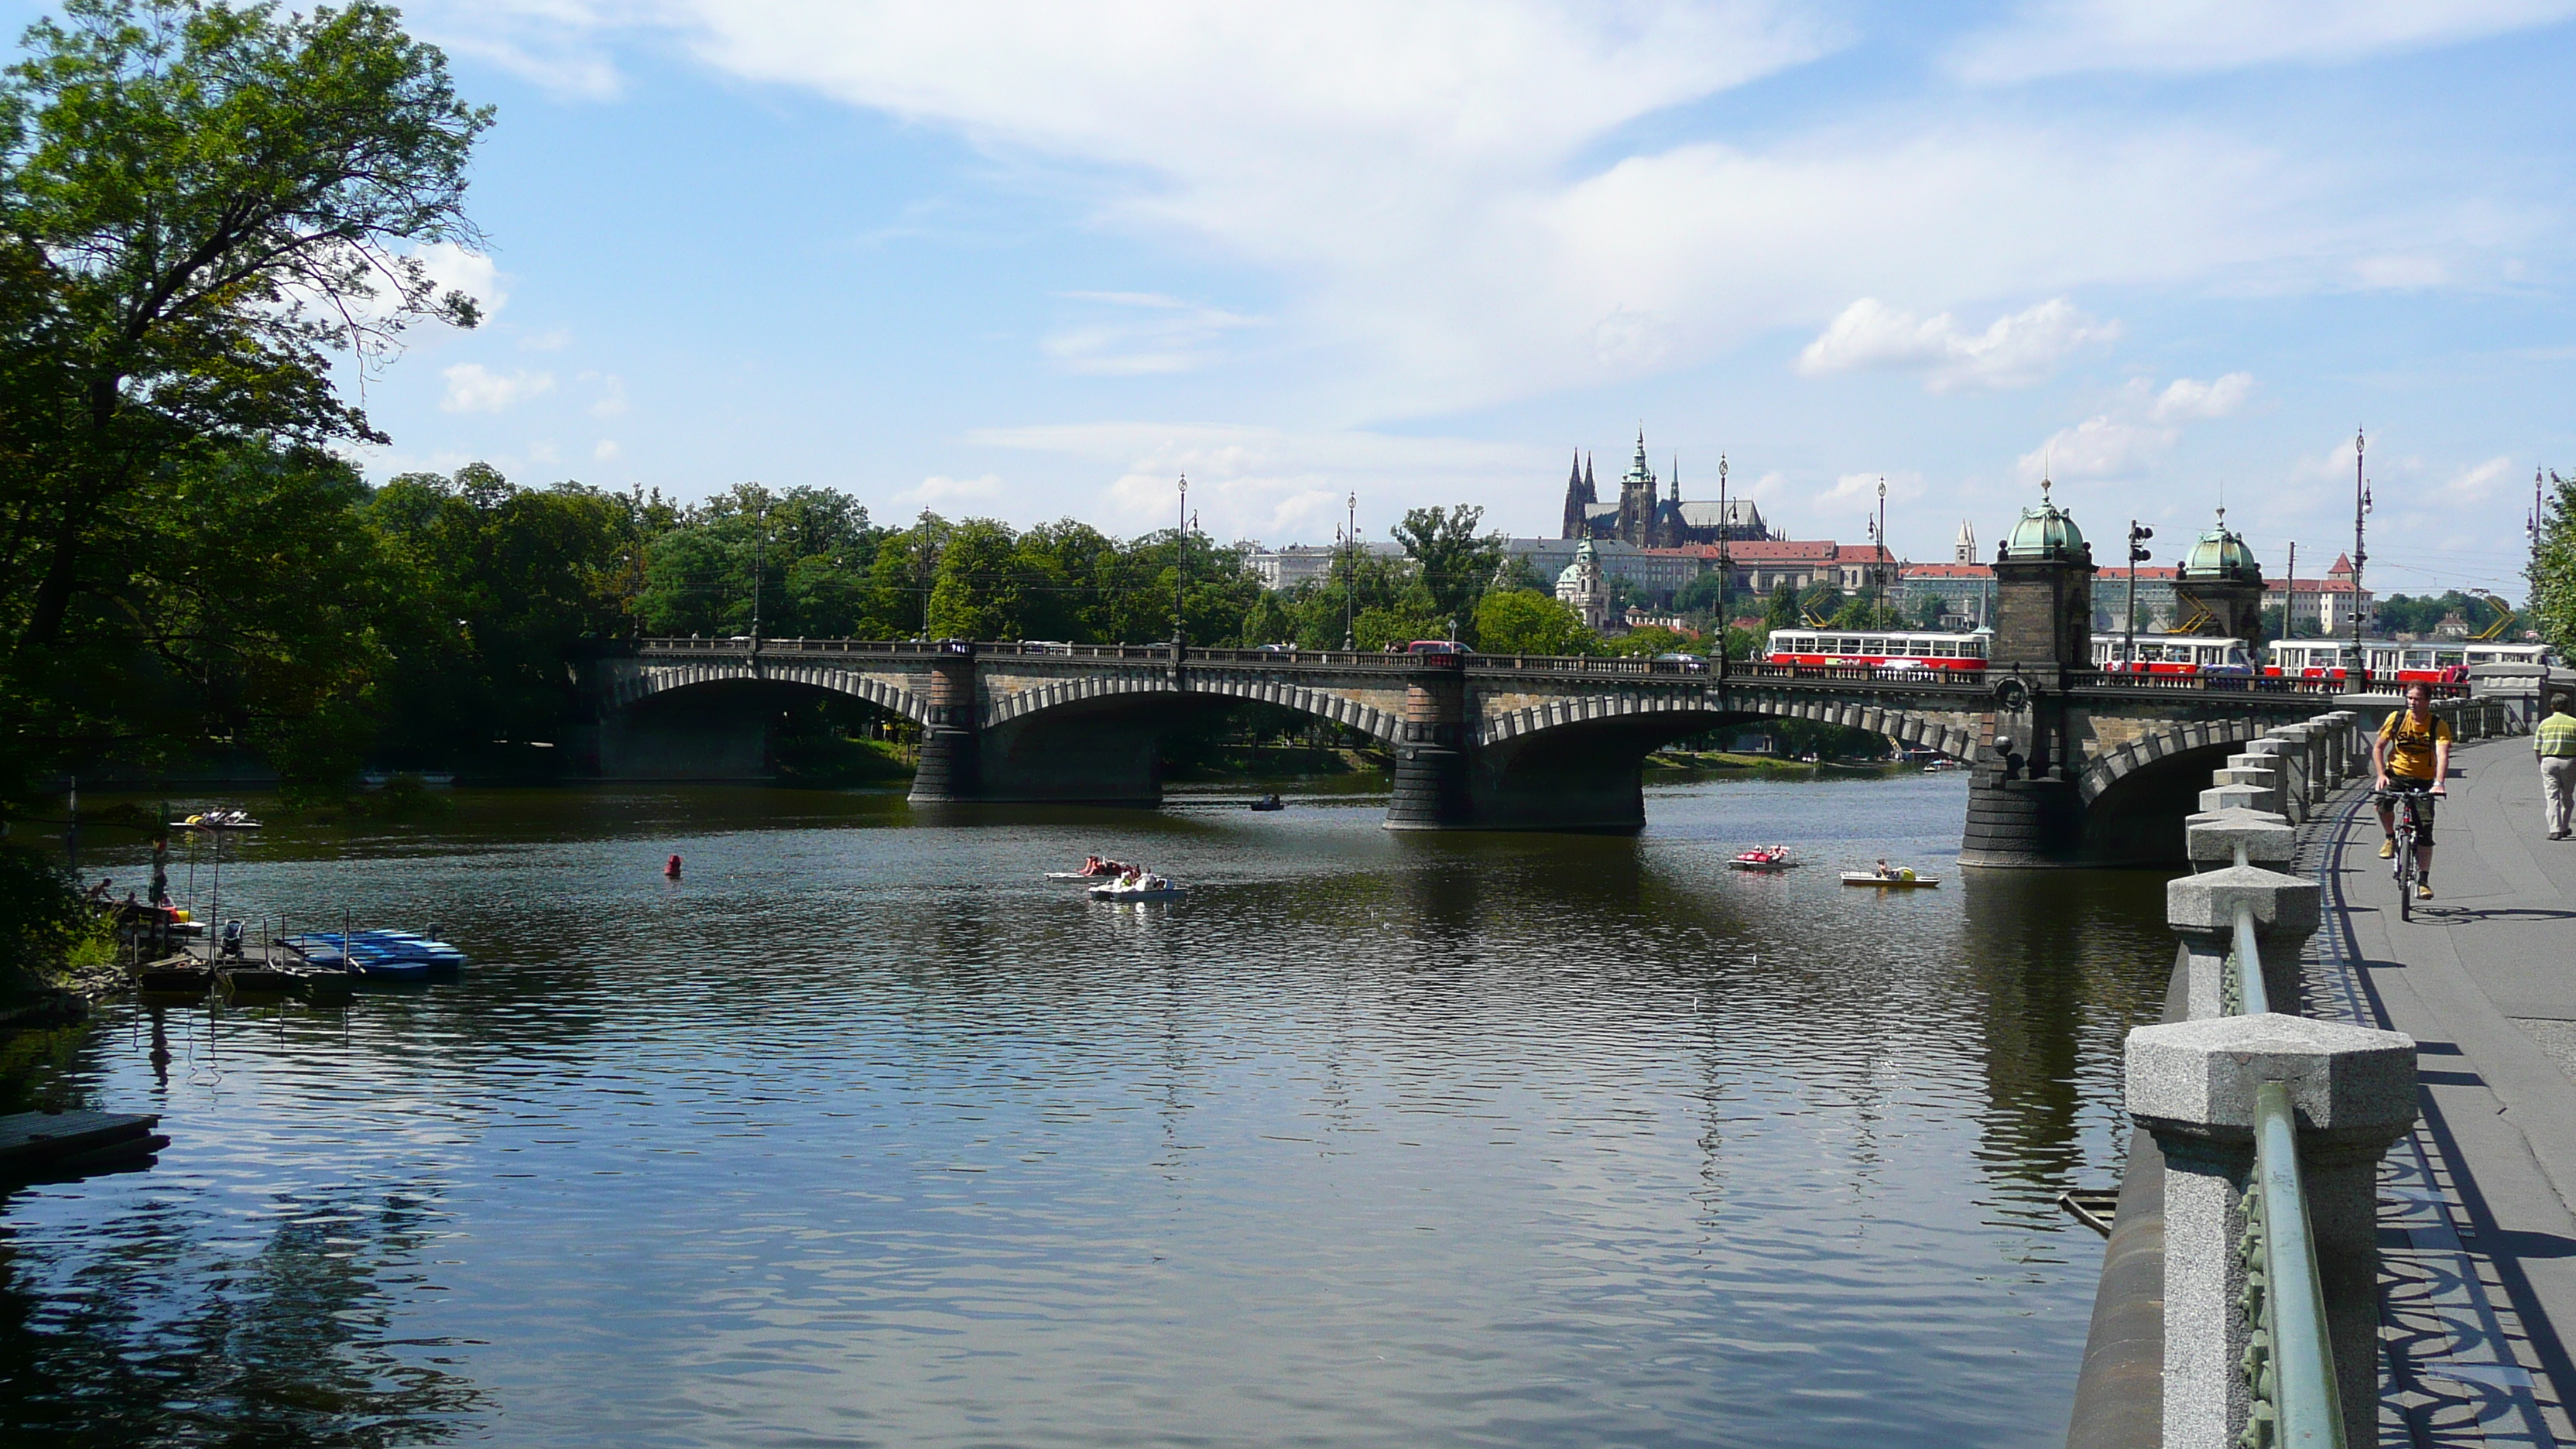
xmin=2538 ymin=690 xmax=2576 ymax=841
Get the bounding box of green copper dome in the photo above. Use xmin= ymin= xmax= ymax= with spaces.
xmin=2180 ymin=509 xmax=2260 ymax=581
xmin=2001 ymin=482 xmax=2087 ymax=561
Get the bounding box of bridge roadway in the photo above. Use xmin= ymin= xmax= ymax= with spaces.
xmin=598 ymin=636 xmax=2347 ymax=865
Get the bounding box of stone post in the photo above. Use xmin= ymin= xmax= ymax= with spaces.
xmin=1383 ymin=653 xmax=1468 ymax=829
xmin=907 ymin=642 xmax=981 ymax=803
xmin=2263 ymin=727 xmax=2316 ymax=812
xmin=2127 ymin=1014 xmax=2416 ymax=1449
xmin=2218 ymin=748 xmax=2285 ymax=819
xmin=2170 ymin=811 xmax=2314 ymax=1017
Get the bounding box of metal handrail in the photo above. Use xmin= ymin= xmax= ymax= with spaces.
xmin=2221 ymin=896 xmax=2345 ymax=1448
xmin=2230 ymin=899 xmax=2268 ymax=1016
xmin=2240 ymin=1080 xmax=2348 ymax=1449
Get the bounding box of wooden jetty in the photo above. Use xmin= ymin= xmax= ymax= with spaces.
xmin=0 ymin=1109 xmax=167 ymax=1180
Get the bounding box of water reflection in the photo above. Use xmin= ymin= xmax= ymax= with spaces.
xmin=0 ymin=1181 xmax=486 ymax=1444
xmin=2 ymin=775 xmax=2180 ymax=1447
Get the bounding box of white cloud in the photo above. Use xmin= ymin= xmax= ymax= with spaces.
xmin=970 ymin=422 xmax=1545 ymax=541
xmin=587 ymin=373 xmax=629 ymax=417
xmin=1796 ymin=296 xmax=2118 ymax=392
xmin=594 ymin=439 xmax=622 ymax=461
xmin=521 ymin=328 xmax=573 ymax=351
xmin=897 ymin=474 xmax=1008 ymax=509
xmin=440 ymin=363 xmax=556 ymax=413
xmin=2444 ymin=455 xmax=2514 ymax=502
xmin=399 ymin=4 xmax=2540 ymax=418
xmin=1043 ymin=293 xmax=1266 ymax=375
xmin=2150 ymin=372 xmax=2254 ymax=421
xmin=417 ymin=241 xmax=508 ymax=320
xmin=1810 ymin=471 xmax=1924 ymax=529
xmin=2352 ymin=254 xmax=2450 ymax=289
xmin=2019 ymin=373 xmax=2255 ymax=481
xmin=1951 ymin=0 xmax=2576 ymax=82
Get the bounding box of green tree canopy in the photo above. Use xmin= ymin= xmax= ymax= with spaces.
xmin=1474 ymin=589 xmax=1596 ymax=656
xmin=2533 ymin=471 xmax=2576 ymax=658
xmin=1390 ymin=505 xmax=1502 ymax=635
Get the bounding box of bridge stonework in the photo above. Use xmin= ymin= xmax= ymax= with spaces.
xmin=598 ymin=640 xmax=2340 ymax=866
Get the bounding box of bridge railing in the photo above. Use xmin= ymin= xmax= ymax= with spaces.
xmin=626 ymin=637 xmax=2389 ymax=701
xmin=2071 ymin=707 xmax=2418 ymax=1449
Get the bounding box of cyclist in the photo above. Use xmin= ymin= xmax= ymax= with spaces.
xmin=2372 ymin=680 xmax=2453 ymax=900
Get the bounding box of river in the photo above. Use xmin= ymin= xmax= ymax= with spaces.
xmin=0 ymin=772 xmax=2175 ymax=1447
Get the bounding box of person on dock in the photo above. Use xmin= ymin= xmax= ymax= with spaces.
xmin=2537 ymin=690 xmax=2576 ymax=841
xmin=2374 ymin=680 xmax=2453 ymax=899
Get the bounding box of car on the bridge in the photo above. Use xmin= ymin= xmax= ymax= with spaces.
xmin=1406 ymin=640 xmax=1470 ymax=656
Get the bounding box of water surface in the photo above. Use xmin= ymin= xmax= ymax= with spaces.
xmin=2 ymin=774 xmax=2174 ymax=1447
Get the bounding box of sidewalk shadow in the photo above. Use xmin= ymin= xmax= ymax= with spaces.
xmin=2434 ymin=906 xmax=2576 ymax=923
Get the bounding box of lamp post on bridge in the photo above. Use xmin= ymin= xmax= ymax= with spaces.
xmin=1173 ymin=474 xmax=1188 ymax=654
xmin=1343 ymin=492 xmax=1358 ymax=653
xmin=1715 ymin=454 xmax=1730 ymax=680
xmin=2352 ymin=427 xmax=2371 ymax=689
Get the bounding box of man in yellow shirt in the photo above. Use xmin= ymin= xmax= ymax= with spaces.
xmin=2537 ymin=690 xmax=2576 ymax=841
xmin=2373 ymin=681 xmax=2452 ymax=899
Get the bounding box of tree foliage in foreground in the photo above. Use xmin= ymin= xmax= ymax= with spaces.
xmin=2533 ymin=471 xmax=2576 ymax=661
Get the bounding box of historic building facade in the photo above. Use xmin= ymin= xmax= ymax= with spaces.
xmin=1559 ymin=432 xmax=1773 ymax=548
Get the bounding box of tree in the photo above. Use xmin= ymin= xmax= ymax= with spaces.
xmin=1475 ymin=589 xmax=1595 ymax=656
xmin=2533 ymin=471 xmax=2576 ymax=658
xmin=927 ymin=518 xmax=1030 ymax=639
xmin=0 ymin=0 xmax=489 ymax=803
xmin=1390 ymin=505 xmax=1503 ymax=635
xmin=1914 ymin=594 xmax=1947 ymax=631
xmin=3 ymin=0 xmax=489 ymax=651
xmin=1764 ymin=581 xmax=1800 ymax=629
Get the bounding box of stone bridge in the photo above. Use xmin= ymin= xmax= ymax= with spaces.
xmin=594 ymin=636 xmax=2348 ymax=867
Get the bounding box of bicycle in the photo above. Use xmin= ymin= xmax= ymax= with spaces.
xmin=2376 ymin=786 xmax=2429 ymax=921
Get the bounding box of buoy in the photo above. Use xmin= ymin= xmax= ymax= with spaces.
xmin=663 ymin=854 xmax=682 ymax=879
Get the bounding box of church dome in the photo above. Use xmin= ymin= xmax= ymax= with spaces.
xmin=2180 ymin=509 xmax=2260 ymax=581
xmin=2001 ymin=483 xmax=2087 ymax=561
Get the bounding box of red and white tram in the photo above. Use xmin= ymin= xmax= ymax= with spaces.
xmin=1762 ymin=628 xmax=1989 ymax=673
xmin=2266 ymin=639 xmax=2558 ymax=683
xmin=2091 ymin=634 xmax=2256 ymax=676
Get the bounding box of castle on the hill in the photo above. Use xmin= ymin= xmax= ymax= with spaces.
xmin=1559 ymin=430 xmax=1775 ymax=548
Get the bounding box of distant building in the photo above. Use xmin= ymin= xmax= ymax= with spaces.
xmin=1896 ymin=563 xmax=1995 ymax=629
xmin=1245 ymin=541 xmax=1405 ymax=591
xmin=1555 ymin=538 xmax=1611 ymax=630
xmin=2263 ymin=553 xmax=2372 ymax=635
xmin=1559 ymin=432 xmax=1774 ymax=547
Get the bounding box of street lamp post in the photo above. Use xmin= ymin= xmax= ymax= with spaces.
xmin=1343 ymin=492 xmax=1358 ymax=652
xmin=1714 ymin=455 xmax=1731 ymax=679
xmin=1173 ymin=474 xmax=1189 ymax=653
xmin=2352 ymin=428 xmax=2371 ymax=688
xmin=1875 ymin=475 xmax=1888 ymax=625
xmin=749 ymin=489 xmax=767 ymax=650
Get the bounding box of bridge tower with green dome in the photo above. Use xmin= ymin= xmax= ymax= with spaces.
xmin=2173 ymin=508 xmax=2266 ymax=642
xmin=1961 ymin=481 xmax=2099 ymax=868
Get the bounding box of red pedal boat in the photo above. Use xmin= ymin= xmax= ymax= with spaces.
xmin=1727 ymin=845 xmax=1798 ymax=873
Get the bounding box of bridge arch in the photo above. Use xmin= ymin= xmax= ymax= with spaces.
xmin=984 ymin=670 xmax=1403 ymax=743
xmin=2074 ymin=719 xmax=2273 ymax=805
xmin=601 ymin=657 xmax=930 ymax=724
xmin=1477 ymin=687 xmax=1984 ymax=761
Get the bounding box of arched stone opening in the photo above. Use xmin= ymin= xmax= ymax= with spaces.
xmin=601 ymin=676 xmax=920 ymax=781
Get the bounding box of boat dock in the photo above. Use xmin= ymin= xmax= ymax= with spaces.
xmin=0 ymin=1109 xmax=167 ymax=1180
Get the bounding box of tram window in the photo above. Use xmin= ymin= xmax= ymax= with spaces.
xmin=2437 ymin=651 xmax=2465 ymax=667
xmin=1931 ymin=641 xmax=1954 ymax=657
xmin=1862 ymin=638 xmax=1886 ymax=654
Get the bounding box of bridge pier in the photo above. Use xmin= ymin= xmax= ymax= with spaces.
xmin=908 ymin=643 xmax=981 ymax=803
xmin=1385 ymin=656 xmax=1468 ymax=830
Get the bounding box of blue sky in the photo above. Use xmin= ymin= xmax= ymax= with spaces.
xmin=19 ymin=1 xmax=2574 ymax=600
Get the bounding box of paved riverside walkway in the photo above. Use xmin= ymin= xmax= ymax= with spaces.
xmin=2309 ymin=735 xmax=2576 ymax=1445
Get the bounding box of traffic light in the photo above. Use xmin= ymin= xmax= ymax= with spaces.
xmin=2129 ymin=522 xmax=2153 ymax=563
